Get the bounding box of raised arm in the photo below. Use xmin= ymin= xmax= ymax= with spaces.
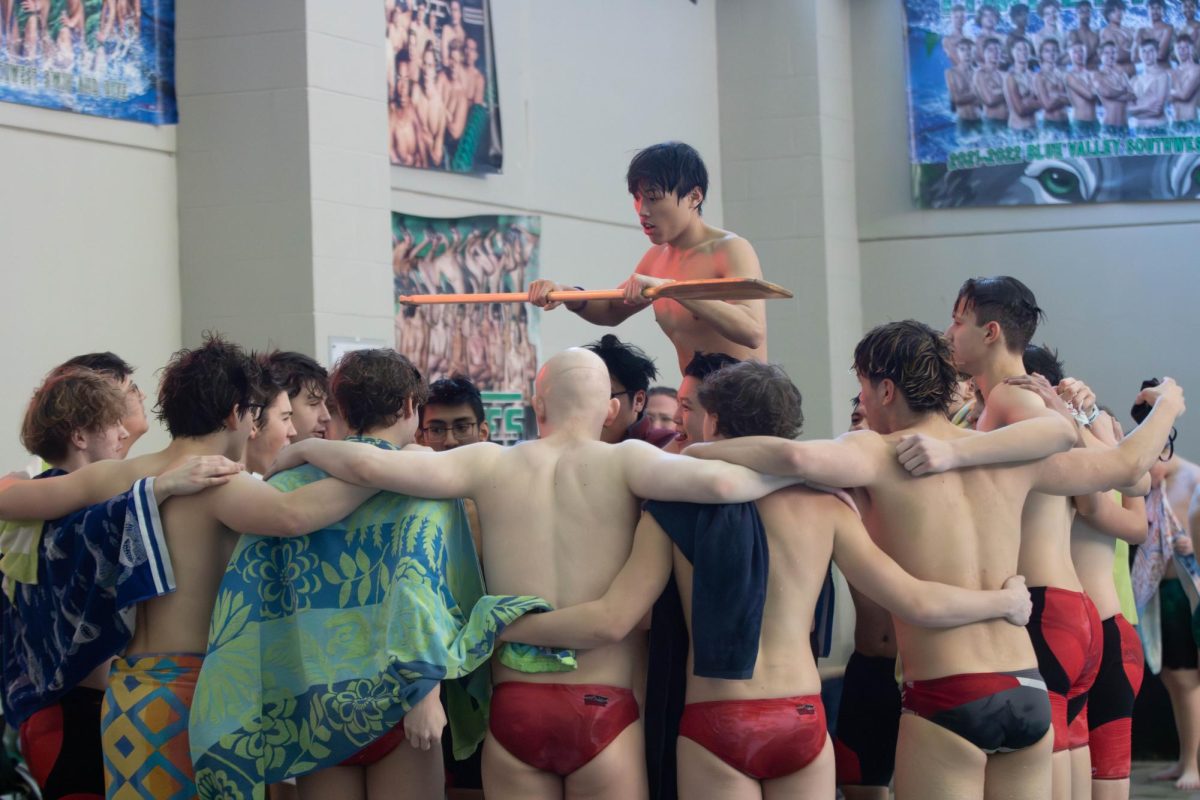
xmin=619 ymin=439 xmax=800 ymax=503
xmin=270 ymin=437 xmax=498 ymax=500
xmin=207 ymin=472 xmax=378 ymax=537
xmin=897 ymin=416 xmax=1076 ymax=476
xmin=0 ymin=455 xmax=241 ymax=520
xmin=1032 ymin=379 xmax=1184 ymax=496
xmin=499 ymin=511 xmax=673 ymax=648
xmin=831 ymin=503 xmax=1030 ymax=627
xmin=685 ymin=431 xmax=887 ymax=490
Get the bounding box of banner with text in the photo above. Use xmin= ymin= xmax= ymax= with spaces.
xmin=393 ymin=213 xmax=539 ymax=443
xmin=0 ymin=0 xmax=175 ymax=123
xmin=905 ymin=0 xmax=1200 ymax=206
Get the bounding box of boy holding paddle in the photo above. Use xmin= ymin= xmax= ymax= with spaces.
xmin=527 ymin=142 xmax=769 ymax=372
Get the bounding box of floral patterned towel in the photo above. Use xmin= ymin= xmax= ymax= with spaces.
xmin=188 ymin=437 xmax=565 ymax=800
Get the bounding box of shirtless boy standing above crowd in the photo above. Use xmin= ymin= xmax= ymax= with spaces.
xmin=528 ymin=142 xmax=767 ymax=370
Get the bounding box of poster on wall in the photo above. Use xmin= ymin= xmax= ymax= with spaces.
xmin=385 ymin=0 xmax=503 ymax=173
xmin=393 ymin=213 xmax=539 ymax=442
xmin=905 ymin=0 xmax=1200 ymax=207
xmin=0 ymin=0 xmax=176 ymax=124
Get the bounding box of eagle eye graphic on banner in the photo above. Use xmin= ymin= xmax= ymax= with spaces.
xmin=393 ymin=213 xmax=539 ymax=443
xmin=0 ymin=0 xmax=175 ymax=123
xmin=905 ymin=0 xmax=1200 ymax=207
xmin=386 ymin=0 xmax=502 ymax=174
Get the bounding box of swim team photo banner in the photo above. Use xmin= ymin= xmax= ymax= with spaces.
xmin=0 ymin=0 xmax=176 ymax=124
xmin=904 ymin=0 xmax=1200 ymax=207
xmin=386 ymin=0 xmax=503 ymax=174
xmin=392 ymin=213 xmax=539 ymax=443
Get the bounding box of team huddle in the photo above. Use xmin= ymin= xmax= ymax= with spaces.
xmin=942 ymin=0 xmax=1200 ymax=137
xmin=0 ymin=142 xmax=1191 ymax=800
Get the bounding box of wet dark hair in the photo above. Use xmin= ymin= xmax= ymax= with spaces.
xmin=648 ymin=386 xmax=678 ymax=400
xmin=1103 ymin=0 xmax=1126 ymax=18
xmin=330 ymin=349 xmax=428 ymax=436
xmin=421 ymin=374 xmax=484 ymax=424
xmin=58 ymin=351 xmax=134 ymax=382
xmin=698 ymin=362 xmax=803 ymax=440
xmin=853 ymin=320 xmax=959 ymax=415
xmin=1131 ymin=379 xmax=1177 ymax=460
xmin=1179 ymin=33 xmax=1195 ymax=46
xmin=20 ymin=368 xmax=127 ymax=463
xmin=585 ymin=334 xmax=658 ymax=396
xmin=955 ymin=276 xmax=1044 ymax=353
xmin=684 ymin=351 xmax=742 ymax=381
xmin=266 ymin=351 xmax=329 ymax=401
xmin=1010 ymin=3 xmax=1029 ymax=22
xmin=155 ymin=333 xmax=259 ymax=439
xmin=1022 ymin=343 xmax=1065 ymax=387
xmin=1037 ymin=0 xmax=1061 ymax=14
xmin=626 ymin=142 xmax=709 ymax=214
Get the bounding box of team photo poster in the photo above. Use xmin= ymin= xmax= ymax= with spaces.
xmin=0 ymin=0 xmax=175 ymax=124
xmin=905 ymin=0 xmax=1200 ymax=206
xmin=392 ymin=213 xmax=539 ymax=443
xmin=386 ymin=0 xmax=502 ymax=174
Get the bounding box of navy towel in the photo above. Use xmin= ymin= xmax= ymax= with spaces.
xmin=643 ymin=500 xmax=768 ymax=680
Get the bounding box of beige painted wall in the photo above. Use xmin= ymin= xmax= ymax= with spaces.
xmin=0 ymin=106 xmax=179 ymax=468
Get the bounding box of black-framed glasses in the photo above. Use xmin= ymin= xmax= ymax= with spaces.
xmin=610 ymin=390 xmax=634 ymax=401
xmin=422 ymin=421 xmax=479 ymax=440
xmin=245 ymin=402 xmax=267 ymax=420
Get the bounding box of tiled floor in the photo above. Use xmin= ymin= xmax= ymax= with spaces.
xmin=1133 ymin=762 xmax=1200 ymax=799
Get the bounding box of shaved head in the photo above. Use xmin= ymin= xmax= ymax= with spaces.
xmin=534 ymin=349 xmax=616 ymax=432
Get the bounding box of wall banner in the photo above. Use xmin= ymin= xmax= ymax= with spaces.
xmin=386 ymin=0 xmax=502 ymax=173
xmin=0 ymin=0 xmax=176 ymax=124
xmin=393 ymin=213 xmax=539 ymax=443
xmin=906 ymin=0 xmax=1200 ymax=206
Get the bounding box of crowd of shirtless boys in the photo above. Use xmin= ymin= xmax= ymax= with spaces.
xmin=0 ymin=141 xmax=1193 ymax=800
xmin=942 ymin=0 xmax=1200 ymax=137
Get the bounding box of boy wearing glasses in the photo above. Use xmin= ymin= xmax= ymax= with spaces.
xmin=418 ymin=375 xmax=490 ymax=451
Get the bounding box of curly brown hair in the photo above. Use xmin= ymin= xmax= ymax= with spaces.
xmin=20 ymin=367 xmax=127 ymax=463
xmin=330 ymin=349 xmax=428 ymax=436
xmin=697 ymin=361 xmax=803 ymax=440
xmin=853 ymin=320 xmax=958 ymax=415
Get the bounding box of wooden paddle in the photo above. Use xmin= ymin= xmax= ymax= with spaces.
xmin=397 ymin=277 xmax=794 ymax=305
